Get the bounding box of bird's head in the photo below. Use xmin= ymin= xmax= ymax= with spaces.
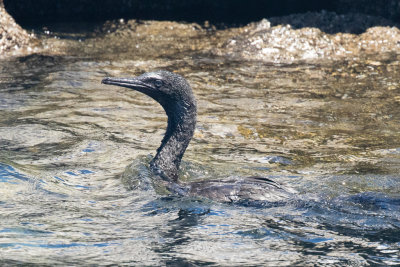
xmin=102 ymin=71 xmax=196 ymax=115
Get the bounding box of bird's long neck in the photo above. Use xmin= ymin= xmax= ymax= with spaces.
xmin=150 ymin=102 xmax=196 ymax=182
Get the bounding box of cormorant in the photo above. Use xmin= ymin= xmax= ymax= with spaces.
xmin=102 ymin=71 xmax=296 ymax=203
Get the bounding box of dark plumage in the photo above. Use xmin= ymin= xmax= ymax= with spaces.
xmin=102 ymin=71 xmax=295 ymax=203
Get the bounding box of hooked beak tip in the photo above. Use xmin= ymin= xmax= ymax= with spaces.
xmin=101 ymin=77 xmax=111 ymax=84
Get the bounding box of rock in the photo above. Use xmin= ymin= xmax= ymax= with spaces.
xmin=333 ymin=0 xmax=400 ymax=24
xmin=218 ymin=21 xmax=341 ymax=63
xmin=216 ymin=12 xmax=400 ymax=63
xmin=268 ymin=10 xmax=399 ymax=34
xmin=0 ymin=0 xmax=38 ymax=56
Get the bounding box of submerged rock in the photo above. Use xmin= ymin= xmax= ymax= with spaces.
xmin=0 ymin=0 xmax=38 ymax=56
xmin=48 ymin=19 xmax=211 ymax=60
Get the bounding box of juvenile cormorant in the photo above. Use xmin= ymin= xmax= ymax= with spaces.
xmin=102 ymin=71 xmax=295 ymax=203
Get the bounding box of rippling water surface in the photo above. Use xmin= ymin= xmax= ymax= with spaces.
xmin=1 ymin=22 xmax=400 ymax=265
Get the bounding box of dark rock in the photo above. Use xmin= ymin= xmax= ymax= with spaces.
xmin=333 ymin=0 xmax=400 ymax=24
xmin=3 ymin=0 xmax=329 ymax=26
xmin=3 ymin=0 xmax=399 ymax=27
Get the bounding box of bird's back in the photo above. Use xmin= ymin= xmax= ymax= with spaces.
xmin=169 ymin=176 xmax=296 ymax=203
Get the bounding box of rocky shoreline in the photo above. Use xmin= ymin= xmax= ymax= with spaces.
xmin=0 ymin=2 xmax=399 ymax=63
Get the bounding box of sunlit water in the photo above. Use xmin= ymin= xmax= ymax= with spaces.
xmin=1 ymin=22 xmax=400 ymax=265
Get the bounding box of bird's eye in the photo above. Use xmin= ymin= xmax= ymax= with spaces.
xmin=154 ymin=80 xmax=163 ymax=88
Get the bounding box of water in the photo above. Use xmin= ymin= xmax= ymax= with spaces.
xmin=1 ymin=21 xmax=400 ymax=265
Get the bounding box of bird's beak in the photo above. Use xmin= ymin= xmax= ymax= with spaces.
xmin=101 ymin=77 xmax=149 ymax=91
